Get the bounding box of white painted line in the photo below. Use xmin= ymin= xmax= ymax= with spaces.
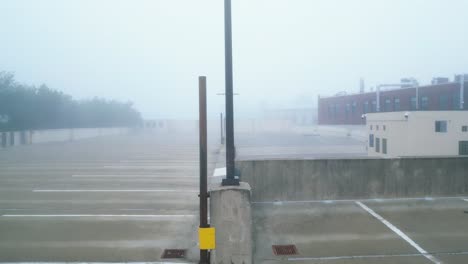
xmin=71 ymin=174 xmax=196 ymax=179
xmin=33 ymin=189 xmax=198 ymax=193
xmin=2 ymin=214 xmax=196 ymax=218
xmin=463 ymin=198 xmax=468 ymax=202
xmin=0 ymin=261 xmax=190 ymax=264
xmin=252 ymin=196 xmax=466 ymax=204
xmin=289 ymin=251 xmax=468 ymax=261
xmin=213 ymin=167 xmax=226 ymax=177
xmin=356 ymin=201 xmax=441 ymax=264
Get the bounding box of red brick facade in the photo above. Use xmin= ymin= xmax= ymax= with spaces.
xmin=318 ymin=82 xmax=468 ymax=125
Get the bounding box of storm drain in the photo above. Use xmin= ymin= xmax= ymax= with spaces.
xmin=161 ymin=249 xmax=186 ymax=259
xmin=272 ymin=245 xmax=298 ymax=256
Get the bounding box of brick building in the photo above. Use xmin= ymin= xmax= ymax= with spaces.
xmin=318 ymin=77 xmax=468 ymax=125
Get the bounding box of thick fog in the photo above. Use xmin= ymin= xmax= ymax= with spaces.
xmin=1 ymin=0 xmax=468 ymax=119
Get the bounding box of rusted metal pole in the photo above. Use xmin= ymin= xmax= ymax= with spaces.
xmin=223 ymin=0 xmax=239 ymax=186
xmin=198 ymin=76 xmax=209 ymax=264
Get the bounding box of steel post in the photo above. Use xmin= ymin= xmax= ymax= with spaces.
xmin=223 ymin=0 xmax=239 ymax=186
xmin=198 ymin=76 xmax=209 ymax=264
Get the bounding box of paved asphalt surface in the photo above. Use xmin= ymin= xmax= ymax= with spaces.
xmin=1 ymin=129 xmax=467 ymax=263
xmin=0 ymin=132 xmax=220 ymax=262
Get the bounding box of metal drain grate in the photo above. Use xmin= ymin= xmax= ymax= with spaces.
xmin=161 ymin=249 xmax=187 ymax=259
xmin=272 ymin=245 xmax=298 ymax=256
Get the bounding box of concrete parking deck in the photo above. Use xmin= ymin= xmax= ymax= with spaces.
xmin=0 ymin=133 xmax=220 ymax=262
xmin=253 ymin=197 xmax=468 ymax=264
xmin=2 ymin=130 xmax=467 ymax=263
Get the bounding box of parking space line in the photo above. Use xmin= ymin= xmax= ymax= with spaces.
xmin=253 ymin=196 xmax=465 ymax=204
xmin=71 ymin=174 xmax=196 ymax=178
xmin=288 ymin=251 xmax=468 ymax=261
xmin=356 ymin=201 xmax=441 ymax=264
xmin=2 ymin=214 xmax=196 ymax=218
xmin=33 ymin=189 xmax=198 ymax=193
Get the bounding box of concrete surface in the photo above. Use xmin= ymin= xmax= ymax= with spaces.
xmin=253 ymin=197 xmax=468 ymax=264
xmin=237 ymin=157 xmax=468 ymax=202
xmin=0 ymin=132 xmax=220 ymax=262
xmin=236 ymin=133 xmax=367 ymax=160
xmin=210 ymin=182 xmax=253 ymax=264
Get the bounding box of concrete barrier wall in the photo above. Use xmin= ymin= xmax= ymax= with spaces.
xmin=1 ymin=127 xmax=129 ymax=147
xmin=237 ymin=157 xmax=468 ymax=202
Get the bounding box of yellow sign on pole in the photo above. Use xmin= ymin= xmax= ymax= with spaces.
xmin=199 ymin=227 xmax=216 ymax=250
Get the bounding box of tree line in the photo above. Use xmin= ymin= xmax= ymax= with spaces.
xmin=0 ymin=71 xmax=142 ymax=131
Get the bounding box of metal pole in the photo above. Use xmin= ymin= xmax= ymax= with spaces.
xmin=198 ymin=76 xmax=209 ymax=264
xmin=223 ymin=0 xmax=239 ymax=186
xmin=220 ymin=113 xmax=224 ymax=144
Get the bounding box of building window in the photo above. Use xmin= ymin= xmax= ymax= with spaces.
xmin=383 ymin=125 xmax=386 ymax=131
xmin=385 ymin=99 xmax=392 ymax=112
xmin=375 ymin=138 xmax=380 ymax=153
xmin=439 ymin=95 xmax=449 ymax=110
xmin=370 ymin=125 xmax=373 ymax=130
xmin=333 ymin=104 xmax=339 ymax=118
xmin=351 ymin=101 xmax=357 ymax=114
xmin=435 ymin=120 xmax=447 ymax=133
xmin=371 ymin=100 xmax=377 ymax=112
xmin=363 ymin=101 xmax=369 ymax=114
xmin=462 ymin=126 xmax=468 ymax=132
xmin=382 ymin=138 xmax=387 ymax=154
xmin=376 ymin=125 xmax=379 ymax=130
xmin=345 ymin=103 xmax=351 ymax=116
xmin=420 ymin=96 xmax=429 ymax=110
xmin=394 ymin=98 xmax=400 ymax=111
xmin=369 ymin=134 xmax=374 ymax=147
xmin=460 ymin=141 xmax=468 ymax=155
xmin=453 ymin=94 xmax=460 ymax=110
xmin=410 ymin=96 xmax=417 ymax=110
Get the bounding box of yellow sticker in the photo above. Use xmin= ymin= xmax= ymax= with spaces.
xmin=199 ymin=227 xmax=216 ymax=250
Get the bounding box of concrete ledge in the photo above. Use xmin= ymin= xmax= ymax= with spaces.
xmin=238 ymin=157 xmax=468 ymax=202
xmin=209 ymin=182 xmax=252 ymax=264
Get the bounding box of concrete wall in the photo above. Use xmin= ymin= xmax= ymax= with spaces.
xmin=237 ymin=157 xmax=468 ymax=202
xmin=367 ymin=111 xmax=468 ymax=157
xmin=1 ymin=127 xmax=129 ymax=148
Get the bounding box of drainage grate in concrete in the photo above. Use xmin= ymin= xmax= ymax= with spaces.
xmin=161 ymin=249 xmax=187 ymax=259
xmin=272 ymin=245 xmax=298 ymax=256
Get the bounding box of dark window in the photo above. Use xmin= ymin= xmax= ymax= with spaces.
xmin=462 ymin=126 xmax=467 ymax=132
xmin=328 ymin=104 xmax=333 ymax=118
xmin=334 ymin=104 xmax=339 ymax=116
xmin=435 ymin=120 xmax=447 ymax=132
xmin=369 ymin=134 xmax=374 ymax=147
xmin=420 ymin=96 xmax=429 ymax=110
xmin=453 ymin=94 xmax=460 ymax=110
xmin=382 ymin=138 xmax=387 ymax=154
xmin=439 ymin=95 xmax=449 ymax=110
xmin=460 ymin=141 xmax=468 ymax=155
xmin=371 ymin=100 xmax=376 ymax=112
xmin=383 ymin=125 xmax=386 ymax=131
xmin=364 ymin=101 xmax=369 ymax=114
xmin=410 ymin=97 xmax=417 ymax=110
xmin=351 ymin=101 xmax=357 ymax=114
xmin=375 ymin=138 xmax=380 ymax=152
xmin=385 ymin=99 xmax=392 ymax=112
xmin=394 ymin=98 xmax=400 ymax=111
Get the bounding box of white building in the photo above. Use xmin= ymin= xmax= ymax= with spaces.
xmin=366 ymin=111 xmax=468 ymax=157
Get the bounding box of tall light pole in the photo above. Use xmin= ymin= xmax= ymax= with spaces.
xmin=222 ymin=0 xmax=239 ymax=186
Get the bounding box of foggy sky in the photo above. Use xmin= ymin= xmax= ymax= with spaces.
xmin=1 ymin=0 xmax=468 ymax=119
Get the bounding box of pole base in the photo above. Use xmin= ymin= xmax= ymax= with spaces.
xmin=222 ymin=178 xmax=240 ymax=186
